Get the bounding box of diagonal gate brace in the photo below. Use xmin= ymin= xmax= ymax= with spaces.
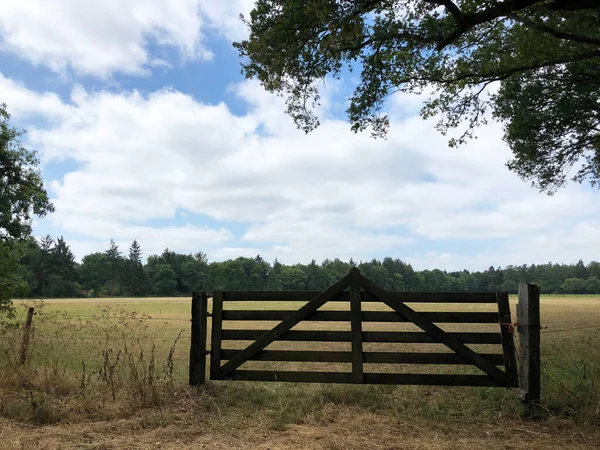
xmin=219 ymin=271 xmax=353 ymax=378
xmin=359 ymin=274 xmax=509 ymax=386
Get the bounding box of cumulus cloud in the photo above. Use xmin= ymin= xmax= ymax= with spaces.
xmin=0 ymin=0 xmax=253 ymax=77
xmin=4 ymin=72 xmax=599 ymax=269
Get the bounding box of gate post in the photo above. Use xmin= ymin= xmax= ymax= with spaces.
xmin=189 ymin=291 xmax=208 ymax=386
xmin=349 ymin=268 xmax=364 ymax=384
xmin=517 ymin=283 xmax=541 ymax=416
xmin=19 ymin=307 xmax=35 ymax=365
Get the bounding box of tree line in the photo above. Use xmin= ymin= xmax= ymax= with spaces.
xmin=12 ymin=235 xmax=600 ymax=298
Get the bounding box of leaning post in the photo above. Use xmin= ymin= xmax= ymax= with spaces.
xmin=517 ymin=283 xmax=541 ymax=416
xmin=19 ymin=307 xmax=35 ymax=365
xmin=189 ymin=291 xmax=208 ymax=386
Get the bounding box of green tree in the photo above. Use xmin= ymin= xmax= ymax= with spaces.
xmin=589 ymin=261 xmax=600 ymax=279
xmin=153 ymin=264 xmax=177 ymax=296
xmin=0 ymin=104 xmax=54 ymax=310
xmin=180 ymin=252 xmax=210 ymax=292
xmin=126 ymin=239 xmax=146 ymax=296
xmin=561 ymin=277 xmax=587 ymax=294
xmin=105 ymin=239 xmax=123 ymax=295
xmin=24 ymin=235 xmax=54 ymax=297
xmin=45 ymin=236 xmax=80 ymax=297
xmin=235 ymin=1 xmax=600 ymax=192
xmin=0 ymin=240 xmax=32 ymax=309
xmin=78 ymin=252 xmax=111 ymax=296
xmin=586 ymin=276 xmax=600 ymax=294
xmin=279 ymin=265 xmax=308 ymax=289
xmin=574 ymin=259 xmax=589 ymax=279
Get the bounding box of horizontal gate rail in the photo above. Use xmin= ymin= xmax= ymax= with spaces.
xmin=222 ymin=310 xmax=499 ymax=323
xmin=229 ymin=371 xmax=505 ymax=386
xmin=223 ymin=291 xmax=498 ymax=303
xmin=221 ymin=329 xmax=503 ymax=344
xmin=220 ymin=349 xmax=506 ymax=365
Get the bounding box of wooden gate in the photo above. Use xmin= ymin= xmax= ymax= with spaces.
xmin=192 ymin=268 xmax=520 ymax=388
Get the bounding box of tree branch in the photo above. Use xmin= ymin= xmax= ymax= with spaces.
xmin=545 ymin=0 xmax=600 ymax=11
xmin=423 ymin=0 xmax=465 ymax=23
xmin=508 ymin=13 xmax=600 ymax=46
xmin=434 ymin=0 xmax=541 ymax=50
xmin=430 ymin=49 xmax=600 ymax=84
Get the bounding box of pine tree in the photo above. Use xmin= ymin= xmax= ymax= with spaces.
xmin=47 ymin=236 xmax=79 ymax=297
xmin=127 ymin=239 xmax=144 ymax=296
xmin=106 ymin=239 xmax=121 ymax=260
xmin=36 ymin=234 xmax=54 ymax=296
xmin=105 ymin=239 xmax=123 ymax=295
xmin=129 ymin=240 xmax=142 ymax=263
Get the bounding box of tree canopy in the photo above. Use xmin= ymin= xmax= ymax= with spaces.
xmin=9 ymin=235 xmax=600 ymax=297
xmin=0 ymin=104 xmax=54 ymax=311
xmin=234 ymin=0 xmax=600 ymax=193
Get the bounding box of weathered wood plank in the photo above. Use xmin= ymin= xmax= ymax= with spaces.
xmin=221 ymin=350 xmax=351 ymax=362
xmin=218 ymin=272 xmax=352 ymax=378
xmin=223 ymin=291 xmax=497 ymax=303
xmin=228 ymin=371 xmax=503 ymax=386
xmin=496 ymin=292 xmax=519 ymax=388
xmin=518 ymin=283 xmax=541 ymax=412
xmin=221 ymin=310 xmax=499 ymax=323
xmin=220 ymin=349 xmax=505 ymax=365
xmin=221 ymin=329 xmax=502 ymax=344
xmin=209 ymin=291 xmax=224 ymax=380
xmin=360 ymin=274 xmax=509 ymax=386
xmin=349 ymin=270 xmax=363 ymax=383
xmin=189 ymin=292 xmax=208 ymax=386
xmin=363 ymin=373 xmax=504 ymax=386
xmin=230 ymin=370 xmax=352 ymax=383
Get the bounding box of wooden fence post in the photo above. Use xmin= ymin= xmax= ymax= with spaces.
xmin=19 ymin=307 xmax=35 ymax=365
xmin=189 ymin=291 xmax=208 ymax=386
xmin=517 ymin=283 xmax=541 ymax=415
xmin=349 ymin=268 xmax=363 ymax=384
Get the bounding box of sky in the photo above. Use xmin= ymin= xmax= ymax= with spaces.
xmin=1 ymin=0 xmax=599 ymax=272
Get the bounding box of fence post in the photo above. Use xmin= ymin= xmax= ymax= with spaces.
xmin=517 ymin=283 xmax=541 ymax=416
xmin=19 ymin=307 xmax=35 ymax=365
xmin=189 ymin=291 xmax=208 ymax=386
xmin=349 ymin=268 xmax=363 ymax=384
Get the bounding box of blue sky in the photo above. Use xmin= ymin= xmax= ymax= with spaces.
xmin=1 ymin=0 xmax=599 ymax=271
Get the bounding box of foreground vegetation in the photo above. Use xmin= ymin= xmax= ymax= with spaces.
xmin=0 ymin=296 xmax=599 ymax=448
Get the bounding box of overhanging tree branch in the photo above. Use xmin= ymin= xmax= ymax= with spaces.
xmin=508 ymin=13 xmax=600 ymax=46
xmin=434 ymin=0 xmax=541 ymax=50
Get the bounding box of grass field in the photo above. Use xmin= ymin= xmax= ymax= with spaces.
xmin=0 ymin=295 xmax=599 ymax=449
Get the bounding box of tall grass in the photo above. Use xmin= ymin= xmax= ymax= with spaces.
xmin=0 ymin=301 xmax=599 ymax=430
xmin=0 ymin=303 xmax=183 ymax=423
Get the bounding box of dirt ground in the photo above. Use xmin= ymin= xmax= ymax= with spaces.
xmin=1 ymin=407 xmax=599 ymax=450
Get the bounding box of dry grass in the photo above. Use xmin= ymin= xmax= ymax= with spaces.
xmin=0 ymin=295 xmax=598 ymax=449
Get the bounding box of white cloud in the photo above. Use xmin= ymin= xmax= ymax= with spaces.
xmin=0 ymin=74 xmax=73 ymax=120
xmin=408 ymin=220 xmax=600 ymax=271
xmin=0 ymin=0 xmax=253 ymax=78
xmin=4 ymin=73 xmax=599 ymax=269
xmin=200 ymin=0 xmax=255 ymax=41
